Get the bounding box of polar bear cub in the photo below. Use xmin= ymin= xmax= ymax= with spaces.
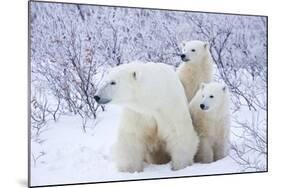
xmin=189 ymin=82 xmax=230 ymax=163
xmin=178 ymin=40 xmax=214 ymax=102
xmin=94 ymin=62 xmax=199 ymax=172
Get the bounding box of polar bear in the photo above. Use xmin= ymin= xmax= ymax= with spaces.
xmin=94 ymin=62 xmax=199 ymax=172
xmin=189 ymin=82 xmax=230 ymax=163
xmin=178 ymin=40 xmax=214 ymax=102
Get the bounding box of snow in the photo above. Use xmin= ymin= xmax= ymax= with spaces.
xmin=31 ymin=105 xmax=242 ymax=187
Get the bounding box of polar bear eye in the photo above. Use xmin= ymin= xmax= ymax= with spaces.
xmin=110 ymin=81 xmax=116 ymax=85
xmin=210 ymin=95 xmax=214 ymax=98
xmin=191 ymin=49 xmax=196 ymax=52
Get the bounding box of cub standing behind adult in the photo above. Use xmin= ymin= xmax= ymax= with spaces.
xmin=177 ymin=40 xmax=214 ymax=102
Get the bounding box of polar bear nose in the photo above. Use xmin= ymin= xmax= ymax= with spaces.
xmin=200 ymin=104 xmax=205 ymax=110
xmin=94 ymin=95 xmax=100 ymax=102
xmin=180 ymin=54 xmax=186 ymax=59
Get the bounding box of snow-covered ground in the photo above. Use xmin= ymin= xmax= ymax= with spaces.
xmin=31 ymin=105 xmax=243 ymax=187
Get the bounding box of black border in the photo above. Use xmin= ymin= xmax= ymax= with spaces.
xmin=28 ymin=0 xmax=268 ymax=187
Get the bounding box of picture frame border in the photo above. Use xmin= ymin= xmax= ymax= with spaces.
xmin=27 ymin=0 xmax=269 ymax=187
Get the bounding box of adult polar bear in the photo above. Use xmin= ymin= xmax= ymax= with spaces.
xmin=94 ymin=62 xmax=199 ymax=172
xmin=178 ymin=40 xmax=214 ymax=102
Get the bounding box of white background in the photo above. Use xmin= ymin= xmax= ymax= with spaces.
xmin=0 ymin=0 xmax=278 ymax=188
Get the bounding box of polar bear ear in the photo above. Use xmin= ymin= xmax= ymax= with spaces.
xmin=132 ymin=71 xmax=137 ymax=80
xmin=180 ymin=41 xmax=187 ymax=48
xmin=222 ymin=85 xmax=227 ymax=92
xmin=132 ymin=71 xmax=141 ymax=81
xmin=200 ymin=82 xmax=206 ymax=90
xmin=204 ymin=42 xmax=209 ymax=49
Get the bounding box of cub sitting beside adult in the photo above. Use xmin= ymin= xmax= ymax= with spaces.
xmin=189 ymin=82 xmax=230 ymax=163
xmin=94 ymin=62 xmax=199 ymax=172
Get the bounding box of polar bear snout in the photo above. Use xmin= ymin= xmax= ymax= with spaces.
xmin=94 ymin=84 xmax=112 ymax=104
xmin=200 ymin=103 xmax=209 ymax=110
xmin=94 ymin=95 xmax=111 ymax=104
xmin=180 ymin=54 xmax=190 ymax=62
xmin=94 ymin=95 xmax=100 ymax=102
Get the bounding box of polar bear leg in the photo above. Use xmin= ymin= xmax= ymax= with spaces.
xmin=114 ymin=109 xmax=147 ymax=173
xmin=167 ymin=131 xmax=196 ymax=170
xmin=115 ymin=130 xmax=145 ymax=172
xmin=214 ymin=142 xmax=227 ymax=161
xmin=195 ymin=138 xmax=214 ymax=163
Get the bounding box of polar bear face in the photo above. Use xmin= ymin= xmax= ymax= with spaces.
xmin=95 ymin=62 xmax=184 ymax=115
xmin=180 ymin=40 xmax=209 ymax=63
xmin=94 ymin=65 xmax=139 ymax=106
xmin=198 ymin=82 xmax=228 ymax=112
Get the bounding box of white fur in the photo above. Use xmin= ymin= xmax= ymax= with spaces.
xmin=96 ymin=62 xmax=199 ymax=172
xmin=177 ymin=40 xmax=214 ymax=102
xmin=189 ymin=82 xmax=230 ymax=163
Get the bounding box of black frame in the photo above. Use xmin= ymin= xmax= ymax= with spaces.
xmin=28 ymin=0 xmax=269 ymax=187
